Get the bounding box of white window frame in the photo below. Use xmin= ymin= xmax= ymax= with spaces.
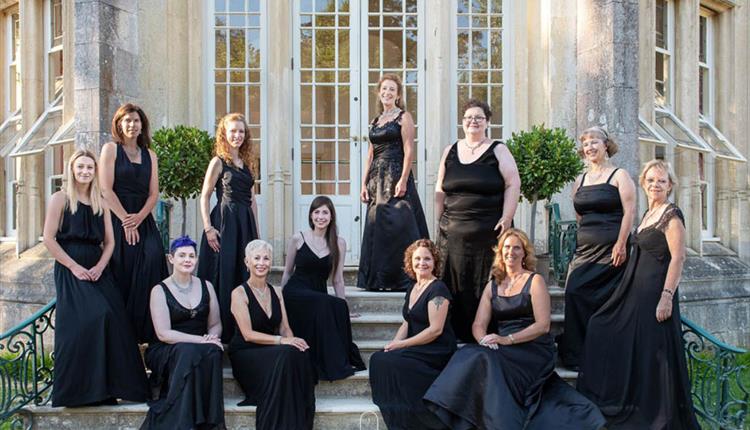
xmin=6 ymin=10 xmax=20 ymax=117
xmin=698 ymin=11 xmax=714 ymax=119
xmin=654 ymin=0 xmax=674 ymax=108
xmin=3 ymin=155 xmax=17 ymax=239
xmin=44 ymin=0 xmax=64 ymax=108
xmin=45 ymin=143 xmax=65 ymax=202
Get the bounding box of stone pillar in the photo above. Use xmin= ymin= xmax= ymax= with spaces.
xmin=74 ymin=0 xmax=140 ymax=153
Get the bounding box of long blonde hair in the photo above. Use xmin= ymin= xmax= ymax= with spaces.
xmin=215 ymin=113 xmax=256 ymax=175
xmin=64 ymin=150 xmax=104 ymax=215
xmin=491 ymin=228 xmax=537 ymax=283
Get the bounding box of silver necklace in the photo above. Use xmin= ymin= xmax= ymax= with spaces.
xmin=382 ymin=107 xmax=401 ymax=117
xmin=306 ymin=232 xmax=328 ymax=256
xmin=464 ymin=138 xmax=488 ymax=155
xmin=123 ymin=144 xmax=140 ymax=159
xmin=503 ymin=272 xmax=525 ymax=295
xmin=171 ymin=275 xmax=194 ymax=295
xmin=249 ymin=282 xmax=269 ymax=301
xmin=641 ymin=201 xmax=668 ymax=229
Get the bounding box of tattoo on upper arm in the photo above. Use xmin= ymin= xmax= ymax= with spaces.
xmin=432 ymin=296 xmax=446 ymax=309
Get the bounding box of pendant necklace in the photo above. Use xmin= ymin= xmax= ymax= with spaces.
xmin=172 ymin=276 xmax=197 ymax=318
xmin=464 ymin=138 xmax=487 ymax=155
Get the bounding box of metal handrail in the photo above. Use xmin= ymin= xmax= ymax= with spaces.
xmin=546 ymin=202 xmax=578 ymax=285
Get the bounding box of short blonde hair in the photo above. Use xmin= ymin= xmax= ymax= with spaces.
xmin=491 ymin=228 xmax=537 ymax=283
xmin=245 ymin=239 xmax=273 ymax=259
xmin=577 ymin=126 xmax=619 ymax=158
xmin=639 ymin=159 xmax=677 ymax=197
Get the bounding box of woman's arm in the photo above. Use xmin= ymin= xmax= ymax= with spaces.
xmin=200 ymin=157 xmax=223 ymax=252
xmin=360 ymin=141 xmax=374 ymax=202
xmin=99 ymin=143 xmax=130 ymax=221
xmin=434 ymin=145 xmax=452 ymax=224
xmin=150 ymin=286 xmax=223 ymax=348
xmin=280 ymin=233 xmax=302 ymax=287
xmin=572 ymin=174 xmax=583 ymax=223
xmin=481 ymin=275 xmax=551 ymax=346
xmin=495 ymin=144 xmax=521 ymax=233
xmin=612 ymin=169 xmax=636 ymax=267
xmin=88 ymin=204 xmax=115 ymax=281
xmin=394 ymin=112 xmax=415 ymax=198
xmin=123 ymin=149 xmax=160 ymax=230
xmin=275 ymin=287 xmax=310 ymax=351
xmin=331 ymin=237 xmax=347 ymax=299
xmin=42 ymin=192 xmax=90 ymax=281
xmin=251 ymin=190 xmax=260 ymax=231
xmin=205 ymin=281 xmax=223 ymax=338
xmin=471 ymin=281 xmax=494 ymax=342
xmin=656 ymin=216 xmax=686 ymax=322
xmin=386 ymin=295 xmax=450 ymax=351
xmin=230 ymin=286 xmax=281 ymax=345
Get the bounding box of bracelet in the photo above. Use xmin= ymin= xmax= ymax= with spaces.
xmin=662 ymin=289 xmax=674 ymax=297
xmin=508 ymin=333 xmax=516 ymax=344
xmin=276 ymin=335 xmax=282 ymax=345
xmin=204 ymin=226 xmax=215 ymax=233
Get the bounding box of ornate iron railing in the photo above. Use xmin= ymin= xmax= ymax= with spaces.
xmin=155 ymin=200 xmax=172 ymax=251
xmin=0 ymin=300 xmax=56 ymax=430
xmin=546 ymin=203 xmax=578 ymax=285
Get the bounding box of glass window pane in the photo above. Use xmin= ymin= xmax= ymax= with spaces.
xmin=248 ymin=86 xmax=260 ymax=124
xmin=229 ymin=29 xmax=246 ymax=67
xmin=316 ymin=0 xmax=335 ymax=13
xmin=301 ymin=86 xmax=313 ymax=124
xmin=230 ymin=86 xmax=245 ymax=113
xmin=405 ymin=30 xmax=418 ymax=68
xmin=247 ymin=30 xmax=261 ymax=67
xmin=655 ymin=0 xmax=667 ymax=49
xmin=471 ymin=0 xmax=488 ymax=13
xmin=315 ymin=86 xmax=336 ymax=124
xmin=383 ymin=0 xmax=402 ymax=13
xmin=301 ymin=29 xmax=313 ymax=68
xmin=699 ymin=16 xmax=707 ymax=63
xmin=338 ymin=30 xmax=350 ymax=68
xmin=338 ymin=87 xmax=350 ymax=123
xmin=315 ymin=30 xmax=336 ymax=68
xmin=369 ymin=30 xmax=381 ymax=68
xmin=50 ymin=0 xmax=63 ymax=47
xmin=382 ymin=30 xmax=404 ymax=69
xmin=48 ymin=50 xmax=63 ymax=103
xmin=215 ymin=85 xmax=227 ymax=118
xmin=472 ymin=30 xmax=488 ymax=68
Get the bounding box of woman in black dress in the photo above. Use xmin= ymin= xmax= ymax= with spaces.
xmin=370 ymin=239 xmax=456 ymax=430
xmin=142 ymin=236 xmax=224 ymax=429
xmin=557 ymin=126 xmax=635 ymax=370
xmin=43 ymin=150 xmax=147 ymax=407
xmin=100 ymin=103 xmax=169 ymax=343
xmin=229 ymin=240 xmax=316 ymax=430
xmin=282 ymin=196 xmax=365 ymax=380
xmin=424 ymin=229 xmax=605 ymax=429
xmin=435 ymin=99 xmax=521 ymax=342
xmin=358 ymin=73 xmax=429 ymax=291
xmin=577 ymin=160 xmax=699 ymax=429
xmin=198 ymin=113 xmax=259 ymax=343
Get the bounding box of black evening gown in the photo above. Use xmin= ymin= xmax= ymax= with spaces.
xmin=228 ymin=283 xmax=316 ymax=430
xmin=358 ymin=111 xmax=429 ymax=291
xmin=141 ymin=280 xmax=225 ymax=430
xmin=51 ymin=203 xmax=148 ymax=407
xmin=110 ymin=144 xmax=169 ymax=343
xmin=577 ymin=205 xmax=700 ymax=429
xmin=370 ymin=280 xmax=456 ymax=430
xmin=437 ymin=141 xmax=504 ymax=343
xmin=198 ymin=158 xmax=259 ymax=343
xmin=424 ymin=274 xmax=605 ymax=430
xmin=282 ymin=236 xmax=365 ymax=380
xmin=558 ymin=169 xmax=627 ymax=368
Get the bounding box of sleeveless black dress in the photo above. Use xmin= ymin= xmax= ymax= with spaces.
xmin=577 ymin=205 xmax=700 ymax=429
xmin=424 ymin=274 xmax=605 ymax=429
xmin=228 ymin=283 xmax=316 ymax=430
xmin=198 ymin=158 xmax=259 ymax=343
xmin=282 ymin=235 xmax=365 ymax=380
xmin=558 ymin=169 xmax=628 ymax=368
xmin=358 ymin=111 xmax=429 ymax=291
xmin=437 ymin=140 xmax=505 ymax=343
xmin=110 ymin=144 xmax=169 ymax=343
xmin=141 ymin=280 xmax=225 ymax=430
xmin=51 ymin=202 xmax=147 ymax=407
xmin=370 ymin=280 xmax=456 ymax=430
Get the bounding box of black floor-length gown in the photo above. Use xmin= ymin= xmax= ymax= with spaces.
xmin=558 ymin=169 xmax=627 ymax=368
xmin=358 ymin=111 xmax=429 ymax=291
xmin=198 ymin=159 xmax=258 ymax=343
xmin=228 ymin=283 xmax=316 ymax=430
xmin=424 ymin=274 xmax=605 ymax=430
xmin=110 ymin=144 xmax=169 ymax=343
xmin=370 ymin=280 xmax=456 ymax=430
xmin=52 ymin=203 xmax=148 ymax=407
xmin=283 ymin=236 xmax=365 ymax=380
xmin=141 ymin=280 xmax=224 ymax=429
xmin=577 ymin=205 xmax=700 ymax=429
xmin=437 ymin=140 xmax=505 ymax=343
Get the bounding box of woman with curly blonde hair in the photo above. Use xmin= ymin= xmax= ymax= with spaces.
xmin=198 ymin=112 xmax=259 ymax=343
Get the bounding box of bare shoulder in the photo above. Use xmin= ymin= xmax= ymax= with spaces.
xmin=100 ymin=142 xmax=117 ymax=156
xmin=148 ymin=148 xmax=158 ymax=160
xmin=530 ymin=273 xmax=549 ymax=293
xmin=337 ymin=236 xmax=347 ymax=250
xmin=612 ymin=168 xmax=634 ymax=187
xmin=493 ymin=141 xmax=512 ymax=158
xmin=399 ymin=111 xmax=415 ymax=124
xmin=272 ymin=286 xmax=284 ymax=299
xmin=231 ymin=285 xmax=248 ymax=302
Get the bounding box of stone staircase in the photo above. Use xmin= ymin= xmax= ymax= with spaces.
xmin=28 ymin=270 xmax=574 ymax=429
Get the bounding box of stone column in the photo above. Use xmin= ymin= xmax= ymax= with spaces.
xmin=73 ymin=0 xmax=140 ymax=153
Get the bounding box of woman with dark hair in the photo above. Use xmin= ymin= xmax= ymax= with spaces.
xmin=100 ymin=103 xmax=169 ymax=343
xmin=435 ymin=98 xmax=521 ymax=343
xmin=198 ymin=113 xmax=259 ymax=343
xmin=44 ymin=150 xmax=147 ymax=407
xmin=142 ymin=236 xmax=225 ymax=430
xmin=424 ymin=229 xmax=605 ymax=429
xmin=369 ymin=239 xmax=456 ymax=430
xmin=281 ymin=196 xmax=365 ymax=380
xmin=557 ymin=126 xmax=635 ymax=370
xmin=358 ymin=73 xmax=429 ymax=291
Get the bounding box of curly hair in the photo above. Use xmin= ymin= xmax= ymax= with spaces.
xmin=462 ymin=98 xmax=492 ymax=122
xmin=376 ymin=73 xmax=405 ymax=112
xmin=490 ymin=228 xmax=537 ymax=283
xmin=215 ymin=113 xmax=256 ymax=175
xmin=111 ymin=103 xmax=151 ymax=149
xmin=577 ymin=126 xmax=619 ymax=158
xmin=403 ymin=239 xmax=443 ymax=280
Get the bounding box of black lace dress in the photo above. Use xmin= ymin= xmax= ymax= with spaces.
xmin=370 ymin=280 xmax=456 ymax=430
xmin=577 ymin=205 xmax=700 ymax=429
xmin=437 ymin=141 xmax=505 ymax=343
xmin=283 ymin=236 xmax=365 ymax=380
xmin=198 ymin=159 xmax=259 ymax=343
xmin=110 ymin=144 xmax=169 ymax=343
xmin=228 ymin=283 xmax=316 ymax=430
xmin=558 ymin=169 xmax=628 ymax=368
xmin=142 ymin=280 xmax=224 ymax=429
xmin=424 ymin=274 xmax=605 ymax=430
xmin=358 ymin=111 xmax=429 ymax=291
xmin=51 ymin=203 xmax=147 ymax=407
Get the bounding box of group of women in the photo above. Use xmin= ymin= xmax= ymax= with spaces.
xmin=43 ymin=72 xmax=699 ymax=430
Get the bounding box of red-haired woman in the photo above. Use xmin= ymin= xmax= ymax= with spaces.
xmin=198 ymin=113 xmax=259 ymax=343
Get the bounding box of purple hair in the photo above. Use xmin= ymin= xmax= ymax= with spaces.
xmin=169 ymin=235 xmax=197 ymax=254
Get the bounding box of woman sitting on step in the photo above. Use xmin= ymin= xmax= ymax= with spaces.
xmin=281 ymin=196 xmax=366 ymax=381
xmin=142 ymin=236 xmax=225 ymax=429
xmin=229 ymin=240 xmax=316 ymax=430
xmin=369 ymin=239 xmax=456 ymax=429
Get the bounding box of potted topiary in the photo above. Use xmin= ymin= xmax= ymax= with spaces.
xmin=151 ymin=125 xmax=214 ymax=236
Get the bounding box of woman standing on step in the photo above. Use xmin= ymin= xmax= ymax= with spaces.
xmin=370 ymin=239 xmax=456 ymax=430
xmin=282 ymin=196 xmax=366 ymax=381
xmin=198 ymin=113 xmax=259 ymax=343
xmin=424 ymin=229 xmax=605 ymax=429
xmin=100 ymin=103 xmax=169 ymax=343
xmin=229 ymin=240 xmax=316 ymax=430
xmin=577 ymin=160 xmax=699 ymax=429
xmin=142 ymin=236 xmax=225 ymax=430
xmin=44 ymin=150 xmax=147 ymax=407
xmin=557 ymin=126 xmax=635 ymax=370
xmin=358 ymin=73 xmax=429 ymax=291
